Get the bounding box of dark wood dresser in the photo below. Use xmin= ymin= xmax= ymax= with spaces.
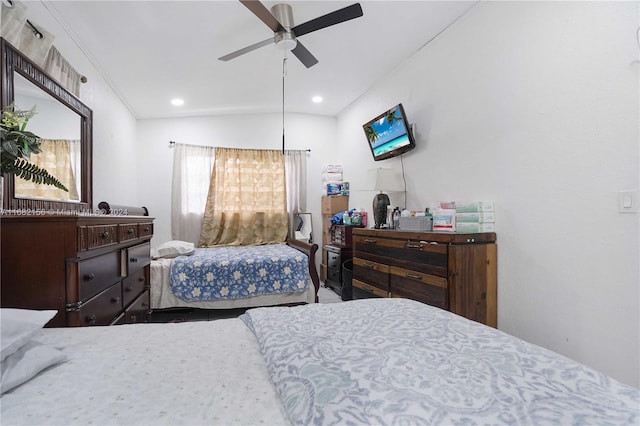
xmin=352 ymin=228 xmax=497 ymax=327
xmin=1 ymin=215 xmax=154 ymax=327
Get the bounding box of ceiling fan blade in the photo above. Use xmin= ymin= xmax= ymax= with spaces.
xmin=239 ymin=0 xmax=284 ymax=32
xmin=218 ymin=37 xmax=274 ymax=61
xmin=291 ymin=3 xmax=363 ymax=38
xmin=291 ymin=41 xmax=318 ymax=68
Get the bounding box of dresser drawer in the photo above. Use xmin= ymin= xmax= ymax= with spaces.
xmin=78 ymin=283 xmax=122 ymax=326
xmin=352 ymin=257 xmax=389 ymax=292
xmin=354 ymin=235 xmax=448 ymax=278
xmin=138 ymin=222 xmax=153 ymax=239
xmin=123 ymin=289 xmax=150 ymax=324
xmin=118 ymin=223 xmax=139 ymax=242
xmin=81 ymin=224 xmax=118 ymax=250
xmin=390 ymin=266 xmax=448 ymax=309
xmin=125 ymin=242 xmax=150 ymax=275
xmin=122 ymin=267 xmax=147 ymax=307
xmin=352 ymin=279 xmax=388 ymax=298
xmin=327 ymin=250 xmax=341 ymax=268
xmin=327 ymin=267 xmax=340 ymax=283
xmin=76 ymin=251 xmax=121 ymax=302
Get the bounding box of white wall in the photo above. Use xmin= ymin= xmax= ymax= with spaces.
xmin=18 ymin=0 xmax=638 ymax=388
xmin=337 ymin=1 xmax=639 ymax=387
xmin=136 ymin=112 xmax=337 ymax=262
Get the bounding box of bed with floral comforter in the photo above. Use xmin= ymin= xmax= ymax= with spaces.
xmin=170 ymin=244 xmax=310 ymax=301
xmin=151 ymin=240 xmax=319 ymax=310
xmin=241 ymin=298 xmax=640 ymax=425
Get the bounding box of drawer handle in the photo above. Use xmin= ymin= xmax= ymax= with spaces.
xmin=127 ymin=229 xmax=135 ymax=234
xmin=111 ymin=296 xmax=120 ymax=304
xmin=125 ymin=286 xmax=133 ymax=292
xmin=143 ymin=227 xmax=150 ymax=232
xmin=406 ymin=243 xmax=421 ymax=249
xmin=101 ymin=231 xmax=110 ymax=239
xmin=86 ymin=315 xmax=96 ymax=325
xmin=362 ymin=262 xmax=374 ymax=269
xmin=364 ymin=239 xmax=377 ymax=244
xmin=130 ymin=257 xmax=138 ymax=263
xmin=362 ymin=284 xmax=375 ymax=292
xmin=406 ymin=273 xmax=423 ymax=280
xmin=84 ymin=273 xmax=96 ymax=281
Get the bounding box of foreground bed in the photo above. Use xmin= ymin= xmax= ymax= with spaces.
xmin=150 ymin=239 xmax=320 ymax=310
xmin=2 ymin=299 xmax=638 ymax=425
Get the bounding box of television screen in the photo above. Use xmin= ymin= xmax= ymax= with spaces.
xmin=362 ymin=103 xmax=416 ymax=161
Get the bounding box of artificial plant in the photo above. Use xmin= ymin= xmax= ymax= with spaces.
xmin=0 ymin=104 xmax=68 ymax=191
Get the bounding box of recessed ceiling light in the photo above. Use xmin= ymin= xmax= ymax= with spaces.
xmin=171 ymin=98 xmax=184 ymax=106
xmin=312 ymin=96 xmax=323 ymax=103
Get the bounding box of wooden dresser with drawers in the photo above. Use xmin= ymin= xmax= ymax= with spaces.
xmin=1 ymin=215 xmax=154 ymax=327
xmin=352 ymin=228 xmax=497 ymax=327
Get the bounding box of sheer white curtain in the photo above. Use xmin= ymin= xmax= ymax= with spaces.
xmin=171 ymin=144 xmax=215 ymax=244
xmin=284 ymin=150 xmax=308 ymax=239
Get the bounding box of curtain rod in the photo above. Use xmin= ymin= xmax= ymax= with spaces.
xmin=168 ymin=141 xmax=310 ymax=152
xmin=25 ymin=20 xmax=43 ymax=40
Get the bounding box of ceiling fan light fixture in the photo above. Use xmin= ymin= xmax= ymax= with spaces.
xmin=275 ymin=32 xmax=297 ymax=51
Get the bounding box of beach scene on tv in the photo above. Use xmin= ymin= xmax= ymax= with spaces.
xmin=364 ymin=106 xmax=411 ymax=157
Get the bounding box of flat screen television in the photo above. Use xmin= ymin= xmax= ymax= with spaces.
xmin=362 ymin=103 xmax=416 ymax=161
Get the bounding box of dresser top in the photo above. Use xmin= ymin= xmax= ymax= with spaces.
xmin=0 ymin=214 xmax=154 ymax=225
xmin=352 ymin=227 xmax=496 ymax=244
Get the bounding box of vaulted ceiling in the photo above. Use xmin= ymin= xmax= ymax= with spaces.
xmin=43 ymin=1 xmax=477 ymax=119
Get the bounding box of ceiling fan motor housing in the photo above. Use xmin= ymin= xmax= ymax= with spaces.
xmin=272 ymin=3 xmax=297 ymax=51
xmin=272 ymin=3 xmax=295 ymax=29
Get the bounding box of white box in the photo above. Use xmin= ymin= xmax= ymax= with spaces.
xmin=456 ymin=212 xmax=496 ymax=223
xmin=433 ymin=209 xmax=456 ymax=232
xmin=440 ymin=201 xmax=495 ymax=213
xmin=456 ymin=222 xmax=495 ymax=233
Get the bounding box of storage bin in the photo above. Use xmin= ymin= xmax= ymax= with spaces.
xmin=398 ymin=216 xmax=433 ymax=231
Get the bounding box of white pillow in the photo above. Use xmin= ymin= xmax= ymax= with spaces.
xmin=151 ymin=240 xmax=195 ymax=259
xmin=0 ymin=309 xmax=57 ymax=361
xmin=1 ymin=339 xmax=67 ymax=394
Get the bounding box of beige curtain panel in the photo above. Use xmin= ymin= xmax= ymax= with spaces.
xmin=199 ymin=148 xmax=288 ymax=246
xmin=43 ymin=46 xmax=83 ymax=97
xmin=14 ymin=139 xmax=80 ymax=201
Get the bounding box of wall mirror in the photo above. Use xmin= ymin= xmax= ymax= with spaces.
xmin=293 ymin=212 xmax=313 ymax=243
xmin=1 ymin=38 xmax=92 ymax=213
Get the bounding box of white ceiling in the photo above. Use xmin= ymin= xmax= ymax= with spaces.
xmin=44 ymin=1 xmax=477 ymax=119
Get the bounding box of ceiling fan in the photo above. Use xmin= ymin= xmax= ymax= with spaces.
xmin=218 ymin=0 xmax=364 ymax=68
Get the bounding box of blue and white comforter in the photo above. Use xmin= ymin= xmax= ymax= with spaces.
xmin=170 ymin=244 xmax=309 ymax=302
xmin=241 ymin=298 xmax=640 ymax=425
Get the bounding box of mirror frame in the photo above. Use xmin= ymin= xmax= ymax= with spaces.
xmin=1 ymin=38 xmax=93 ymax=213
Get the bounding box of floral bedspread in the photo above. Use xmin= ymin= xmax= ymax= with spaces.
xmin=241 ymin=298 xmax=640 ymax=425
xmin=170 ymin=244 xmax=309 ymax=301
